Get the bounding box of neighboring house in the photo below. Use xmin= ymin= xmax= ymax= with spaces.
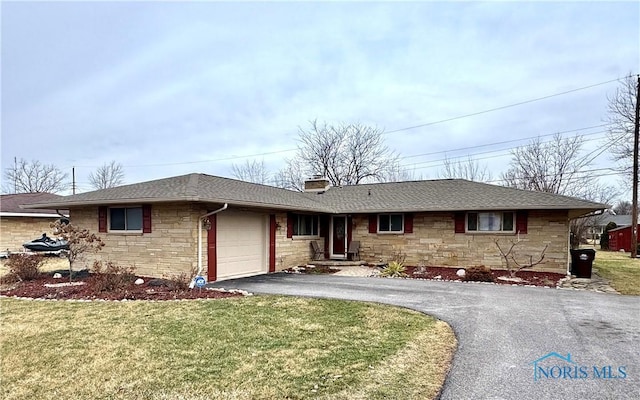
xmin=583 ymin=213 xmax=634 ymax=241
xmin=23 ymin=174 xmax=606 ymax=280
xmin=0 ymin=193 xmax=69 ymax=253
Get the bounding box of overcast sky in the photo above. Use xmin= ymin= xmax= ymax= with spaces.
xmin=1 ymin=1 xmax=638 ymax=198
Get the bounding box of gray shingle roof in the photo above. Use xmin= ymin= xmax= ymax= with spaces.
xmin=1 ymin=193 xmax=68 ymax=215
xmin=22 ymin=174 xmax=328 ymax=212
xmin=23 ymin=173 xmax=606 ymax=215
xmin=301 ymin=179 xmax=607 ymax=213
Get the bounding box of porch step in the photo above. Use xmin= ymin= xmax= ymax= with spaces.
xmin=310 ymin=260 xmax=368 ymax=267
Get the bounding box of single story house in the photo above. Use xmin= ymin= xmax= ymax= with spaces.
xmin=24 ymin=173 xmax=606 ymax=280
xmin=1 ymin=193 xmax=69 ymax=254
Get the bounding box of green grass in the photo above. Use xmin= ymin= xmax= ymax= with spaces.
xmin=0 ymin=295 xmax=456 ymax=400
xmin=594 ymin=250 xmax=640 ymax=295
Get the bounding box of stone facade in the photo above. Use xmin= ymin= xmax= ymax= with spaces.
xmin=65 ymin=204 xmax=570 ymax=279
xmin=273 ymin=212 xmax=324 ymax=269
xmin=68 ymin=205 xmax=320 ymax=279
xmin=70 ymin=203 xmax=201 ymax=278
xmin=350 ymin=210 xmax=569 ymax=273
xmin=0 ymin=216 xmax=62 ymax=253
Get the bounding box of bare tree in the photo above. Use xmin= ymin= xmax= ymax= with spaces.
xmin=495 ymin=238 xmax=548 ymax=278
xmin=606 ymin=74 xmax=636 ymax=174
xmin=501 ymin=134 xmax=598 ymax=198
xmin=51 ymin=220 xmax=105 ymax=282
xmin=231 ymin=159 xmax=270 ymax=184
xmin=3 ymin=158 xmax=69 ymax=193
xmin=273 ymin=157 xmax=306 ymax=191
xmin=613 ymin=200 xmax=632 ymax=215
xmin=440 ymin=155 xmax=492 ymax=182
xmin=88 ymin=161 xmax=125 ymax=190
xmin=278 ymin=120 xmax=400 ymax=189
xmin=381 ymin=161 xmax=420 ymax=183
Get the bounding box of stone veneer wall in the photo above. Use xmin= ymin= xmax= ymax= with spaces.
xmin=70 ymin=205 xmax=320 ymax=278
xmin=0 ymin=217 xmax=62 ymax=253
xmin=70 ymin=203 xmax=201 ymax=278
xmin=351 ymin=210 xmax=570 ymax=273
xmin=274 ymin=212 xmax=324 ymax=269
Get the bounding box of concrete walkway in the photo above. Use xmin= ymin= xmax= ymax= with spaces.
xmin=209 ymin=274 xmax=640 ymax=400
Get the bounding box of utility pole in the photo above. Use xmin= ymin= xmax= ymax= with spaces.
xmin=72 ymin=167 xmax=76 ymax=195
xmin=631 ymin=74 xmax=639 ymax=259
xmin=14 ymin=157 xmax=17 ymax=193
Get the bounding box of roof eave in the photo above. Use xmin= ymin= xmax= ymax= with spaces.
xmin=22 ymin=197 xmax=329 ymax=213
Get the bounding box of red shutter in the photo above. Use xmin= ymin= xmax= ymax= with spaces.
xmin=269 ymin=215 xmax=276 ymax=273
xmin=368 ymin=215 xmax=377 ymax=233
xmin=454 ymin=213 xmax=466 ymax=233
xmin=207 ymin=214 xmax=217 ymax=281
xmin=404 ymin=213 xmax=414 ymax=233
xmin=142 ymin=205 xmax=152 ymax=233
xmin=516 ymin=211 xmax=528 ymax=234
xmin=98 ymin=207 xmax=107 ymax=233
xmin=287 ymin=213 xmax=294 ymax=238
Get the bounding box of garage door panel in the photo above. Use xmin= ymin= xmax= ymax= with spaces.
xmin=216 ymin=212 xmax=267 ymax=279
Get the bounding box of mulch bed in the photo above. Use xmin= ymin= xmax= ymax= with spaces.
xmin=283 ymin=265 xmax=340 ymax=275
xmin=0 ymin=271 xmax=244 ymax=301
xmin=401 ymin=266 xmax=564 ymax=287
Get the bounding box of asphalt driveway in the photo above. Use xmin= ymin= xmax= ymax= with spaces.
xmin=209 ymin=274 xmax=640 ymax=400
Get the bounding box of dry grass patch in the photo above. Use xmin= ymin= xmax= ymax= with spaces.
xmin=0 ymin=296 xmax=455 ymax=400
xmin=0 ymin=256 xmax=69 ymax=277
xmin=594 ymin=250 xmax=640 ymax=295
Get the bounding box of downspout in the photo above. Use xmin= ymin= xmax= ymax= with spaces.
xmin=194 ymin=203 xmax=228 ymax=287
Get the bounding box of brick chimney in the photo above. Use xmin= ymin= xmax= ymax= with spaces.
xmin=304 ymin=175 xmax=331 ymax=192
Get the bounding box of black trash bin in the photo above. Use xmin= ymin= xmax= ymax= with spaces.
xmin=570 ymin=249 xmax=596 ymax=278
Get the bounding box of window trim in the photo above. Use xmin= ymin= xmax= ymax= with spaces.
xmin=466 ymin=211 xmax=516 ymax=233
xmin=377 ymin=213 xmax=404 ymax=234
xmin=291 ymin=213 xmax=320 ymax=238
xmin=108 ymin=206 xmax=144 ymax=233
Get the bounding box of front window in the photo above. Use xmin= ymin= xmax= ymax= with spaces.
xmin=109 ymin=207 xmax=143 ymax=231
xmin=378 ymin=214 xmax=403 ymax=233
xmin=293 ymin=214 xmax=319 ymax=236
xmin=467 ymin=212 xmax=514 ymax=232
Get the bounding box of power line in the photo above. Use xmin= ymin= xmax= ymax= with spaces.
xmin=400 ymin=124 xmax=608 ymax=161
xmin=398 ymin=131 xmax=609 ymax=170
xmin=385 ymin=75 xmax=632 ymax=134
xmin=67 ymin=75 xmax=631 ymax=170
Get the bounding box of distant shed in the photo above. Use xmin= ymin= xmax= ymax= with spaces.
xmin=608 ymin=224 xmax=639 ymax=252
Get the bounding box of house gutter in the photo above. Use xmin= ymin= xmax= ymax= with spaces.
xmin=193 ymin=203 xmax=228 ymax=288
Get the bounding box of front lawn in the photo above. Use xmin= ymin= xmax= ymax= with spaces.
xmin=594 ymin=250 xmax=640 ymax=295
xmin=0 ymin=296 xmax=456 ymax=400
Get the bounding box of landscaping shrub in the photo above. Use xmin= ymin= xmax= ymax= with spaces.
xmin=600 ymin=222 xmax=617 ymax=250
xmin=92 ymin=261 xmax=136 ymax=292
xmin=462 ymin=266 xmax=495 ymax=282
xmin=165 ymin=272 xmax=192 ymax=291
xmin=3 ymin=253 xmax=44 ymax=282
xmin=380 ymin=261 xmax=407 ymax=278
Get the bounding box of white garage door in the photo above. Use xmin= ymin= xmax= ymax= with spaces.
xmin=216 ymin=211 xmax=267 ymax=280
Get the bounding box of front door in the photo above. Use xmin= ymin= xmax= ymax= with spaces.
xmin=331 ymin=215 xmax=347 ymax=259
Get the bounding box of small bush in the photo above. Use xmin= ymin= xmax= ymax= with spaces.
xmin=381 ymin=261 xmax=407 ymax=278
xmin=165 ymin=272 xmax=191 ymax=291
xmin=600 ymin=222 xmax=617 ymax=250
xmin=463 ymin=266 xmax=495 ymax=282
xmin=92 ymin=261 xmax=136 ymax=292
xmin=3 ymin=254 xmax=44 ymax=282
